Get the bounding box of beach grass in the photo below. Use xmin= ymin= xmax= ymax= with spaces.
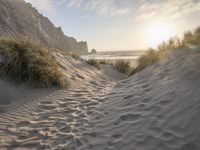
xmin=87 ymin=59 xmax=100 ymax=69
xmin=0 ymin=37 xmax=66 ymax=88
xmin=115 ymin=60 xmax=132 ymax=75
xmin=131 ymin=49 xmax=159 ymax=74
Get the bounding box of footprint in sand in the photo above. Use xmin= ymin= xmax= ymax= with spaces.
xmin=104 ymin=111 xmax=109 ymax=115
xmin=111 ymin=134 xmax=122 ymax=139
xmin=17 ymin=121 xmax=32 ymax=127
xmin=39 ymin=101 xmax=53 ymax=105
xmin=142 ymin=97 xmax=151 ymax=103
xmin=158 ymin=99 xmax=172 ymax=107
xmin=138 ymin=103 xmax=146 ymax=109
xmin=89 ymin=131 xmax=98 ymax=138
xmin=124 ymin=95 xmax=134 ymax=100
xmin=39 ymin=103 xmax=57 ymax=110
xmin=119 ymin=113 xmax=141 ymax=122
xmin=59 ymin=126 xmax=71 ymax=133
xmin=161 ymin=132 xmax=175 ymax=141
xmin=144 ymin=88 xmax=151 ymax=92
xmin=113 ymin=118 xmax=121 ymax=126
xmin=141 ymin=83 xmax=149 ymax=89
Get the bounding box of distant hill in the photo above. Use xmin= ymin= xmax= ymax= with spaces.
xmin=0 ymin=0 xmax=88 ymax=54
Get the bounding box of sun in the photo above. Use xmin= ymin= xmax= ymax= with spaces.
xmin=145 ymin=21 xmax=175 ymax=48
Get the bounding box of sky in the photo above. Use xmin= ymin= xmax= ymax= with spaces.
xmin=25 ymin=0 xmax=200 ymax=51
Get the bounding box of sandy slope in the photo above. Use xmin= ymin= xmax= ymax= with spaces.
xmin=81 ymin=46 xmax=200 ymax=150
xmin=1 ymin=47 xmax=200 ymax=150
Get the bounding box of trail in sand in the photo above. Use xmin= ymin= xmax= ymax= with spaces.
xmin=1 ymin=47 xmax=200 ymax=150
xmin=0 ymin=53 xmax=124 ymax=149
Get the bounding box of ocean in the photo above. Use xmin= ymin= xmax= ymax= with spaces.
xmin=81 ymin=50 xmax=145 ymax=66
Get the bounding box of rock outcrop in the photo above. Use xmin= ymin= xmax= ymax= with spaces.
xmin=0 ymin=0 xmax=88 ymax=54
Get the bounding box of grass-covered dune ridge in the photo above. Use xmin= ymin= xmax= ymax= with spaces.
xmin=87 ymin=59 xmax=131 ymax=76
xmin=132 ymin=26 xmax=200 ymax=74
xmin=0 ymin=38 xmax=66 ymax=87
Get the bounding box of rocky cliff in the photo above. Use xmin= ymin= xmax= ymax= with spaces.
xmin=0 ymin=0 xmax=88 ymax=54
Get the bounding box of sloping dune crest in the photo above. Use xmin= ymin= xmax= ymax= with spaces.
xmin=83 ymin=46 xmax=200 ymax=150
xmin=0 ymin=52 xmax=125 ymax=149
xmin=0 ymin=46 xmax=200 ymax=150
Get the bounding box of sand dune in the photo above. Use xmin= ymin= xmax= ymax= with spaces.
xmin=82 ymin=46 xmax=200 ymax=150
xmin=0 ymin=53 xmax=124 ymax=149
xmin=1 ymin=47 xmax=200 ymax=149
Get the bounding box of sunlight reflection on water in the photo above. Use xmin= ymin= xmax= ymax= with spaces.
xmin=81 ymin=51 xmax=145 ymax=67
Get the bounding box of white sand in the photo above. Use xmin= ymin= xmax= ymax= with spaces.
xmin=0 ymin=47 xmax=200 ymax=150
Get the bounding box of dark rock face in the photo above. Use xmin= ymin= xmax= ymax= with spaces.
xmin=0 ymin=0 xmax=88 ymax=54
xmin=91 ymin=49 xmax=97 ymax=54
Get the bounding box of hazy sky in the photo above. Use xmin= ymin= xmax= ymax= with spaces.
xmin=25 ymin=0 xmax=200 ymax=51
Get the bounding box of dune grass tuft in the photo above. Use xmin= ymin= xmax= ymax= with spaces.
xmin=99 ymin=60 xmax=108 ymax=65
xmin=87 ymin=59 xmax=100 ymax=69
xmin=115 ymin=60 xmax=131 ymax=75
xmin=0 ymin=38 xmax=66 ymax=88
xmin=132 ymin=49 xmax=159 ymax=74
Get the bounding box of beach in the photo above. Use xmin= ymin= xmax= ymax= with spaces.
xmin=81 ymin=50 xmax=145 ymax=67
xmin=1 ymin=0 xmax=200 ymax=149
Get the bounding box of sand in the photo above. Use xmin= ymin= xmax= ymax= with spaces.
xmin=0 ymin=47 xmax=200 ymax=149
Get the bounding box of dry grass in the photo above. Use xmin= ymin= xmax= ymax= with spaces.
xmin=132 ymin=26 xmax=200 ymax=75
xmin=87 ymin=59 xmax=100 ymax=69
xmin=132 ymin=49 xmax=159 ymax=74
xmin=99 ymin=60 xmax=108 ymax=65
xmin=115 ymin=60 xmax=131 ymax=75
xmin=0 ymin=38 xmax=66 ymax=88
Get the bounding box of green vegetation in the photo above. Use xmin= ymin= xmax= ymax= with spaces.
xmin=99 ymin=60 xmax=108 ymax=65
xmin=132 ymin=26 xmax=200 ymax=75
xmin=115 ymin=60 xmax=132 ymax=75
xmin=182 ymin=27 xmax=200 ymax=46
xmin=0 ymin=38 xmax=66 ymax=88
xmin=99 ymin=60 xmax=115 ymax=65
xmin=87 ymin=59 xmax=100 ymax=69
xmin=87 ymin=59 xmax=132 ymax=75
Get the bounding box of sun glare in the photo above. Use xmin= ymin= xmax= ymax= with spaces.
xmin=146 ymin=21 xmax=175 ymax=48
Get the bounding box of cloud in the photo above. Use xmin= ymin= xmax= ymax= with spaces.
xmin=25 ymin=0 xmax=131 ymax=16
xmin=80 ymin=15 xmax=89 ymax=18
xmin=137 ymin=0 xmax=200 ymax=20
xmin=137 ymin=11 xmax=156 ymax=20
xmin=58 ymin=0 xmax=131 ymax=16
xmin=105 ymin=28 xmax=120 ymax=33
xmin=67 ymin=0 xmax=82 ymax=7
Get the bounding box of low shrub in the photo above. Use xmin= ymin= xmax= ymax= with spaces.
xmin=0 ymin=38 xmax=66 ymax=88
xmin=99 ymin=60 xmax=107 ymax=64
